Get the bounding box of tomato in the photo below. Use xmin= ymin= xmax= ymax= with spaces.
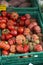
xmin=8 ymin=25 xmax=14 ymax=30
xmin=0 ymin=16 xmax=2 ymax=20
xmin=8 ymin=37 xmax=16 ymax=45
xmin=1 ymin=10 xmax=7 ymax=17
xmin=11 ymin=12 xmax=19 ymax=20
xmin=16 ymin=35 xmax=26 ymax=44
xmin=24 ymin=28 xmax=30 ymax=36
xmin=23 ymin=44 xmax=29 ymax=53
xmin=7 ymin=20 xmax=14 ymax=26
xmin=21 ymin=16 xmax=26 ymax=21
xmin=25 ymin=19 xmax=30 ymax=26
xmin=0 ymin=41 xmax=10 ymax=50
xmin=7 ymin=13 xmax=11 ymax=18
xmin=34 ymin=25 xmax=41 ymax=34
xmin=0 ymin=23 xmax=6 ymax=29
xmin=19 ymin=20 xmax=25 ymax=26
xmin=34 ymin=44 xmax=43 ymax=52
xmin=1 ymin=34 xmax=5 ymax=40
xmin=6 ymin=34 xmax=13 ymax=40
xmin=16 ymin=45 xmax=23 ymax=53
xmin=1 ymin=19 xmax=7 ymax=23
xmin=18 ymin=27 xmax=24 ymax=34
xmin=2 ymin=50 xmax=9 ymax=55
xmin=25 ymin=14 xmax=31 ymax=19
xmin=11 ymin=29 xmax=17 ymax=36
xmin=2 ymin=29 xmax=10 ymax=35
xmin=10 ymin=45 xmax=16 ymax=53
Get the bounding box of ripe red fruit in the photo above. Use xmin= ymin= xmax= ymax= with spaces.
xmin=1 ymin=34 xmax=5 ymax=40
xmin=0 ymin=23 xmax=6 ymax=29
xmin=16 ymin=35 xmax=26 ymax=44
xmin=16 ymin=45 xmax=23 ymax=53
xmin=8 ymin=37 xmax=16 ymax=45
xmin=21 ymin=16 xmax=26 ymax=21
xmin=19 ymin=20 xmax=25 ymax=26
xmin=0 ymin=16 xmax=2 ymax=20
xmin=2 ymin=50 xmax=9 ymax=55
xmin=34 ymin=25 xmax=41 ymax=33
xmin=24 ymin=28 xmax=30 ymax=36
xmin=6 ymin=34 xmax=13 ymax=40
xmin=1 ymin=10 xmax=7 ymax=17
xmin=8 ymin=25 xmax=14 ymax=30
xmin=18 ymin=27 xmax=24 ymax=34
xmin=25 ymin=14 xmax=31 ymax=19
xmin=23 ymin=44 xmax=29 ymax=53
xmin=0 ymin=41 xmax=10 ymax=50
xmin=1 ymin=19 xmax=7 ymax=23
xmin=25 ymin=19 xmax=30 ymax=26
xmin=11 ymin=30 xmax=17 ymax=36
xmin=10 ymin=45 xmax=16 ymax=53
xmin=34 ymin=44 xmax=43 ymax=52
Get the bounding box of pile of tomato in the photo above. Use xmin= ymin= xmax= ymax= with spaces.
xmin=0 ymin=11 xmax=43 ymax=55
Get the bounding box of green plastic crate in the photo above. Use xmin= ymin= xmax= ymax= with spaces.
xmin=1 ymin=11 xmax=43 ymax=65
xmin=36 ymin=0 xmax=43 ymax=24
xmin=6 ymin=0 xmax=38 ymax=12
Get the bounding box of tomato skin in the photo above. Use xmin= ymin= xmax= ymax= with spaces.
xmin=16 ymin=35 xmax=26 ymax=44
xmin=11 ymin=30 xmax=17 ymax=36
xmin=18 ymin=27 xmax=24 ymax=34
xmin=10 ymin=45 xmax=16 ymax=53
xmin=0 ymin=23 xmax=6 ymax=29
xmin=1 ymin=11 xmax=7 ymax=17
xmin=2 ymin=50 xmax=9 ymax=55
xmin=34 ymin=44 xmax=43 ymax=52
xmin=0 ymin=16 xmax=2 ymax=20
xmin=23 ymin=44 xmax=29 ymax=53
xmin=16 ymin=45 xmax=23 ymax=53
xmin=1 ymin=34 xmax=5 ymax=40
xmin=25 ymin=14 xmax=31 ymax=19
xmin=8 ymin=37 xmax=16 ymax=45
xmin=8 ymin=25 xmax=14 ymax=30
xmin=25 ymin=19 xmax=30 ymax=26
xmin=21 ymin=16 xmax=26 ymax=21
xmin=0 ymin=41 xmax=10 ymax=50
xmin=1 ymin=19 xmax=7 ymax=23
xmin=19 ymin=20 xmax=25 ymax=26
xmin=6 ymin=34 xmax=13 ymax=40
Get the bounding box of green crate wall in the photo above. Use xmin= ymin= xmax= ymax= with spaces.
xmin=1 ymin=11 xmax=43 ymax=65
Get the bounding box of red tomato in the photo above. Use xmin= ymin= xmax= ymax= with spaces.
xmin=2 ymin=50 xmax=9 ymax=55
xmin=18 ymin=27 xmax=24 ymax=34
xmin=24 ymin=28 xmax=30 ymax=36
xmin=0 ymin=16 xmax=2 ymax=20
xmin=16 ymin=35 xmax=26 ymax=44
xmin=34 ymin=44 xmax=43 ymax=52
xmin=1 ymin=10 xmax=7 ymax=17
xmin=8 ymin=25 xmax=14 ymax=30
xmin=11 ymin=12 xmax=19 ymax=20
xmin=0 ymin=41 xmax=10 ymax=50
xmin=25 ymin=19 xmax=30 ymax=26
xmin=7 ymin=20 xmax=14 ymax=26
xmin=11 ymin=29 xmax=17 ymax=36
xmin=0 ymin=23 xmax=6 ymax=29
xmin=6 ymin=34 xmax=13 ymax=40
xmin=1 ymin=34 xmax=5 ymax=40
xmin=25 ymin=14 xmax=31 ymax=19
xmin=1 ymin=19 xmax=7 ymax=23
xmin=10 ymin=45 xmax=16 ymax=53
xmin=8 ymin=37 xmax=16 ymax=45
xmin=23 ymin=44 xmax=29 ymax=53
xmin=21 ymin=16 xmax=26 ymax=21
xmin=19 ymin=20 xmax=25 ymax=26
xmin=16 ymin=45 xmax=23 ymax=53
